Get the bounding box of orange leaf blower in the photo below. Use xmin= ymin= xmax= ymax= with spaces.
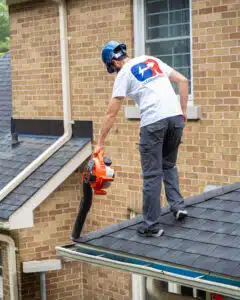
xmin=83 ymin=150 xmax=115 ymax=195
xmin=72 ymin=150 xmax=115 ymax=240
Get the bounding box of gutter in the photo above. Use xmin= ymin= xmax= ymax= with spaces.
xmin=0 ymin=0 xmax=72 ymax=202
xmin=0 ymin=234 xmax=18 ymax=300
xmin=56 ymin=244 xmax=240 ymax=299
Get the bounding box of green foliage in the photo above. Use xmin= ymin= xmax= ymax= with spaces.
xmin=0 ymin=0 xmax=10 ymax=53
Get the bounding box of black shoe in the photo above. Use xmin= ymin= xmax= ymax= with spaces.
xmin=174 ymin=209 xmax=188 ymax=221
xmin=137 ymin=226 xmax=164 ymax=237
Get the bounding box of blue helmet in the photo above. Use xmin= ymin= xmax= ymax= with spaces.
xmin=101 ymin=41 xmax=127 ymax=73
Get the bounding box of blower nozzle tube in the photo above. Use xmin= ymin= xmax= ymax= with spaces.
xmin=71 ymin=180 xmax=93 ymax=241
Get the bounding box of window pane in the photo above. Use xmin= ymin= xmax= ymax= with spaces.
xmin=169 ymin=0 xmax=189 ymax=10
xmin=146 ymin=39 xmax=190 ymax=58
xmin=173 ymin=39 xmax=190 ymax=54
xmin=146 ymin=0 xmax=168 ymax=14
xmin=160 ymin=55 xmax=173 ymax=66
xmin=173 ymin=54 xmax=190 ymax=68
xmin=148 ymin=26 xmax=168 ymax=39
xmin=146 ymin=40 xmax=171 ymax=56
xmin=170 ymin=9 xmax=189 ymax=24
xmin=148 ymin=12 xmax=168 ymax=27
xmin=170 ymin=23 xmax=189 ymax=37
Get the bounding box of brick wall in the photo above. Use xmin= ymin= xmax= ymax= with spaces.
xmin=82 ymin=263 xmax=131 ymax=300
xmin=180 ymin=0 xmax=240 ymax=194
xmin=8 ymin=0 xmax=240 ymax=299
xmin=14 ymin=173 xmax=84 ymax=300
xmin=9 ymin=0 xmax=62 ymax=119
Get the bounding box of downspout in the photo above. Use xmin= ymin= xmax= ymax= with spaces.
xmin=0 ymin=0 xmax=72 ymax=202
xmin=0 ymin=234 xmax=18 ymax=300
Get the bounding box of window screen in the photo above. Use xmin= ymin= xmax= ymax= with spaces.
xmin=145 ymin=0 xmax=191 ymax=94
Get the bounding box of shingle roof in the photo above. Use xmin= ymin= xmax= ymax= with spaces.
xmin=0 ymin=136 xmax=90 ymax=220
xmin=75 ymin=182 xmax=240 ymax=279
xmin=0 ymin=52 xmax=12 ymax=134
xmin=0 ymin=134 xmax=58 ymax=190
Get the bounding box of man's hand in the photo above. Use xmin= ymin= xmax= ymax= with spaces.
xmin=94 ymin=145 xmax=103 ymax=155
xmin=183 ymin=111 xmax=187 ymax=123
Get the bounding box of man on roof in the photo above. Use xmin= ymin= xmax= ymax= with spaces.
xmin=95 ymin=41 xmax=188 ymax=238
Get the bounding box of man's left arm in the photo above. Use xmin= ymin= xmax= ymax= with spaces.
xmin=95 ymin=97 xmax=124 ymax=152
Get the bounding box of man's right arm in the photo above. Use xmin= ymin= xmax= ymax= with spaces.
xmin=169 ymin=70 xmax=189 ymax=122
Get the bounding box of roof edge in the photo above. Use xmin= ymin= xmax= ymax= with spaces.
xmin=56 ymin=244 xmax=240 ymax=298
xmin=77 ymin=206 xmax=172 ymax=243
xmin=185 ymin=181 xmax=240 ymax=207
xmin=77 ymin=182 xmax=240 ymax=243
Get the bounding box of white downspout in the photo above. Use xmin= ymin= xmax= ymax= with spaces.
xmin=0 ymin=0 xmax=72 ymax=202
xmin=0 ymin=234 xmax=18 ymax=300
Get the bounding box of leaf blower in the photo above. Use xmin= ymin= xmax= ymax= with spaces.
xmin=72 ymin=150 xmax=115 ymax=241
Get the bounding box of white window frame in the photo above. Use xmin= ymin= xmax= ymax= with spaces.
xmin=133 ymin=0 xmax=194 ymax=102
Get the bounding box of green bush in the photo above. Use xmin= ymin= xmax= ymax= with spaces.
xmin=0 ymin=0 xmax=10 ymax=53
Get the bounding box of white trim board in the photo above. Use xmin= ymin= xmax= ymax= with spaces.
xmin=23 ymin=259 xmax=62 ymax=273
xmin=125 ymin=105 xmax=201 ymax=120
xmin=7 ymin=142 xmax=92 ymax=230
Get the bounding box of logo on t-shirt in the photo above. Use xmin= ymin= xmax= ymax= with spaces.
xmin=131 ymin=58 xmax=163 ymax=82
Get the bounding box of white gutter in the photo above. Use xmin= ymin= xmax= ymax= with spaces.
xmin=0 ymin=234 xmax=18 ymax=300
xmin=56 ymin=245 xmax=240 ymax=299
xmin=0 ymin=0 xmax=72 ymax=202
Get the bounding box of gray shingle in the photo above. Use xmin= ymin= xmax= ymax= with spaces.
xmin=216 ymin=191 xmax=240 ymax=202
xmin=209 ymin=246 xmax=240 ymax=262
xmin=162 ymin=226 xmax=196 ymax=240
xmin=192 ymin=256 xmax=220 ymax=271
xmin=187 ymin=207 xmax=207 ymax=218
xmin=145 ymin=246 xmax=170 ymax=260
xmin=195 ymin=209 xmax=239 ymax=223
xmin=210 ymin=233 xmax=240 ymax=248
xmin=195 ymin=199 xmax=240 ymax=213
xmin=89 ymin=236 xmax=118 ymax=248
xmin=211 ymin=260 xmax=240 ymax=278
xmin=161 ymin=250 xmax=189 ymax=265
xmin=174 ymin=252 xmax=200 ymax=267
xmin=129 ymin=233 xmax=181 ymax=250
xmin=230 ymin=225 xmax=240 ymax=236
xmin=178 ymin=240 xmax=217 ymax=256
xmin=190 ymin=230 xmax=215 ymax=244
xmin=109 ymin=229 xmax=136 ymax=240
xmin=112 ymin=240 xmax=142 ymax=254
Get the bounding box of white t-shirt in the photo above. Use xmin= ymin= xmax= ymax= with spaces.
xmin=112 ymin=55 xmax=183 ymax=127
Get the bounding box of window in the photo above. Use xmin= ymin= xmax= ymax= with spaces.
xmin=133 ymin=0 xmax=193 ymax=98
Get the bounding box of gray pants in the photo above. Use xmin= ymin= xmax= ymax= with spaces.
xmin=139 ymin=115 xmax=185 ymax=229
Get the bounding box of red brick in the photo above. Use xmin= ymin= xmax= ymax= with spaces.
xmin=199 ymin=7 xmax=213 ymax=14
xmin=213 ymin=5 xmax=228 ymax=12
